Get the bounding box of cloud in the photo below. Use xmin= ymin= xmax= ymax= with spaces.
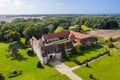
xmin=0 ymin=0 xmax=22 ymax=7
xmin=29 ymin=5 xmax=35 ymax=10
xmin=55 ymin=2 xmax=63 ymax=6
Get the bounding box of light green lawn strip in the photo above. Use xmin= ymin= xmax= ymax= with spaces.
xmin=81 ymin=25 xmax=92 ymax=31
xmin=64 ymin=61 xmax=78 ymax=67
xmin=51 ymin=74 xmax=70 ymax=80
xmin=0 ymin=43 xmax=70 ymax=80
xmin=73 ymin=52 xmax=120 ymax=80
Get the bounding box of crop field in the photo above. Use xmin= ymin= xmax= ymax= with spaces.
xmin=88 ymin=29 xmax=120 ymax=39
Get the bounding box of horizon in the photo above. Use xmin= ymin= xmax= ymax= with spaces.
xmin=0 ymin=0 xmax=120 ymax=15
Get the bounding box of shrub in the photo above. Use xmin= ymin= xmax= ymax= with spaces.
xmin=65 ymin=52 xmax=72 ymax=60
xmin=104 ymin=39 xmax=109 ymax=43
xmin=107 ymin=42 xmax=114 ymax=48
xmin=8 ymin=70 xmax=22 ymax=78
xmin=27 ymin=48 xmax=35 ymax=56
xmin=0 ymin=73 xmax=3 ymax=78
xmin=37 ymin=61 xmax=43 ymax=68
xmin=89 ymin=74 xmax=94 ymax=79
xmin=86 ymin=62 xmax=89 ymax=67
xmin=108 ymin=37 xmax=113 ymax=42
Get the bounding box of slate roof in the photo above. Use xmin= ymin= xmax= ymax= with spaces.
xmin=42 ymin=41 xmax=73 ymax=56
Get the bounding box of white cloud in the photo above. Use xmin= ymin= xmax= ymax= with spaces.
xmin=0 ymin=0 xmax=22 ymax=6
xmin=29 ymin=4 xmax=35 ymax=10
xmin=55 ymin=2 xmax=63 ymax=6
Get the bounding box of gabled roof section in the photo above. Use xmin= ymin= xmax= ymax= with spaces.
xmin=29 ymin=36 xmax=39 ymax=46
xmin=70 ymin=31 xmax=91 ymax=40
xmin=43 ymin=31 xmax=70 ymax=40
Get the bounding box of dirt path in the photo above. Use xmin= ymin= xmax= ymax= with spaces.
xmin=49 ymin=61 xmax=82 ymax=80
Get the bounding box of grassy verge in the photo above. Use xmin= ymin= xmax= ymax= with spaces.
xmin=0 ymin=43 xmax=70 ymax=80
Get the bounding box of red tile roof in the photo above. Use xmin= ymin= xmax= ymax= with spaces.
xmin=70 ymin=31 xmax=90 ymax=40
xmin=43 ymin=31 xmax=70 ymax=40
xmin=29 ymin=36 xmax=39 ymax=46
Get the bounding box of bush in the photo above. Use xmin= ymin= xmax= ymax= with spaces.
xmin=108 ymin=37 xmax=113 ymax=42
xmin=107 ymin=42 xmax=114 ymax=48
xmin=89 ymin=74 xmax=94 ymax=79
xmin=65 ymin=52 xmax=72 ymax=60
xmin=27 ymin=48 xmax=35 ymax=56
xmin=37 ymin=61 xmax=43 ymax=68
xmin=8 ymin=70 xmax=22 ymax=78
xmin=0 ymin=73 xmax=3 ymax=78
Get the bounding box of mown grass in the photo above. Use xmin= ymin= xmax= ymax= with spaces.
xmin=81 ymin=25 xmax=92 ymax=31
xmin=0 ymin=43 xmax=70 ymax=80
xmin=73 ymin=50 xmax=120 ymax=80
xmin=64 ymin=44 xmax=108 ymax=67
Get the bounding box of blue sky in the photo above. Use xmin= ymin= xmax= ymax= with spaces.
xmin=0 ymin=0 xmax=120 ymax=14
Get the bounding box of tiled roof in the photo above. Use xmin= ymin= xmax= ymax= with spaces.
xmin=43 ymin=31 xmax=91 ymax=41
xmin=43 ymin=31 xmax=70 ymax=40
xmin=70 ymin=31 xmax=90 ymax=40
xmin=43 ymin=41 xmax=73 ymax=56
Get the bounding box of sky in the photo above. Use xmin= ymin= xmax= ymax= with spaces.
xmin=0 ymin=0 xmax=120 ymax=14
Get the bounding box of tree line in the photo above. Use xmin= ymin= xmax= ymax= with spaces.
xmin=0 ymin=16 xmax=120 ymax=43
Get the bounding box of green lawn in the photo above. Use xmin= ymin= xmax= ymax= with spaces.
xmin=64 ymin=45 xmax=108 ymax=67
xmin=73 ymin=50 xmax=120 ymax=80
xmin=81 ymin=25 xmax=92 ymax=31
xmin=0 ymin=43 xmax=70 ymax=80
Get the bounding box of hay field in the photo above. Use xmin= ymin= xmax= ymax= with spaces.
xmin=88 ymin=29 xmax=120 ymax=39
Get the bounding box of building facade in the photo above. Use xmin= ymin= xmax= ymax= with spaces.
xmin=29 ymin=31 xmax=96 ymax=64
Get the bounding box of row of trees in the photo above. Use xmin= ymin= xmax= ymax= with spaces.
xmin=0 ymin=16 xmax=120 ymax=43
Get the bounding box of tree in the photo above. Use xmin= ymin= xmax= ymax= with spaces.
xmin=5 ymin=31 xmax=20 ymax=42
xmin=7 ymin=41 xmax=19 ymax=57
xmin=106 ymin=20 xmax=119 ymax=29
xmin=54 ymin=26 xmax=65 ymax=33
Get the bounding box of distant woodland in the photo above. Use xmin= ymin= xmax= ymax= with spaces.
xmin=0 ymin=16 xmax=120 ymax=43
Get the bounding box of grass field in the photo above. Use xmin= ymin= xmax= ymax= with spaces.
xmin=81 ymin=25 xmax=92 ymax=31
xmin=64 ymin=45 xmax=108 ymax=67
xmin=0 ymin=43 xmax=70 ymax=80
xmin=73 ymin=49 xmax=120 ymax=80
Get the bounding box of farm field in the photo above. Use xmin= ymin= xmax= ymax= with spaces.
xmin=0 ymin=43 xmax=70 ymax=80
xmin=88 ymin=29 xmax=120 ymax=39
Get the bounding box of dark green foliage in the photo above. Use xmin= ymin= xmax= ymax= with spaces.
xmin=0 ymin=16 xmax=120 ymax=43
xmin=37 ymin=61 xmax=43 ymax=68
xmin=7 ymin=70 xmax=22 ymax=78
xmin=65 ymin=52 xmax=72 ymax=60
xmin=105 ymin=20 xmax=119 ymax=29
xmin=5 ymin=31 xmax=20 ymax=42
xmin=27 ymin=48 xmax=35 ymax=56
xmin=107 ymin=42 xmax=114 ymax=48
xmin=7 ymin=41 xmax=19 ymax=57
xmin=108 ymin=37 xmax=113 ymax=42
xmin=0 ymin=73 xmax=3 ymax=78
xmin=72 ymin=58 xmax=81 ymax=65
